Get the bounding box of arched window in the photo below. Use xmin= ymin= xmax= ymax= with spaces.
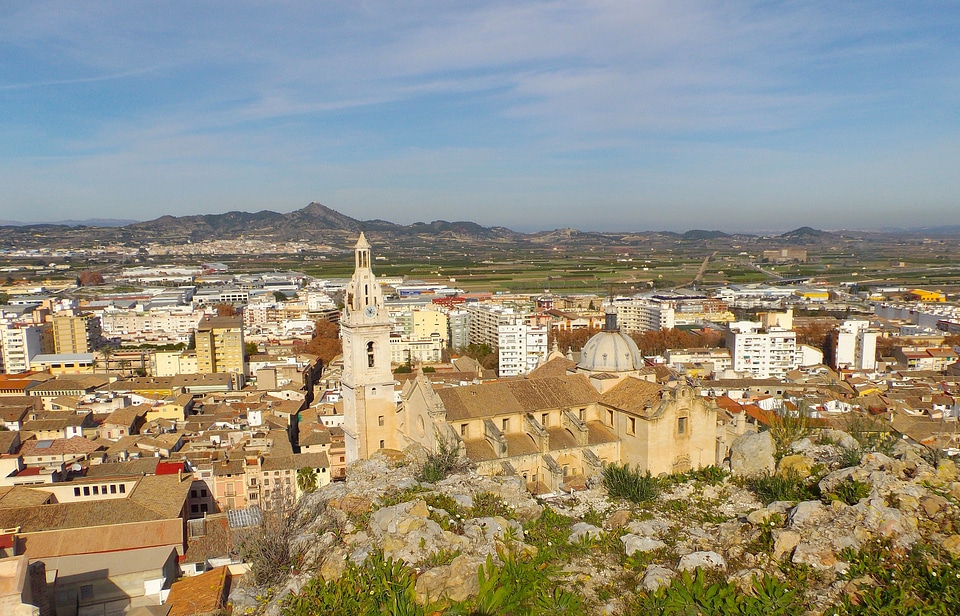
xmin=367 ymin=341 xmax=375 ymax=367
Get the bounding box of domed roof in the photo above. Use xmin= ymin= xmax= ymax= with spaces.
xmin=578 ymin=329 xmax=644 ymax=373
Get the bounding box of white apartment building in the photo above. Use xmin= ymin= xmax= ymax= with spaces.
xmin=834 ymin=319 xmax=878 ymax=371
xmin=465 ymin=303 xmax=525 ymax=348
xmin=497 ymin=324 xmax=548 ymax=377
xmin=448 ymin=310 xmax=470 ymax=350
xmin=0 ymin=324 xmax=48 ymax=374
xmin=614 ymin=298 xmax=675 ymax=333
xmin=99 ymin=305 xmax=206 ymax=345
xmin=390 ymin=333 xmax=445 ymax=365
xmin=664 ymin=348 xmax=732 ymax=374
xmin=726 ymin=322 xmax=798 ymax=379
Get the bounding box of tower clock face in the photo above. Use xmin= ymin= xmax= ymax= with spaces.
xmin=364 ymin=305 xmax=377 ymax=318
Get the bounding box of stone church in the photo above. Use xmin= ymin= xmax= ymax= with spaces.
xmin=342 ymin=234 xmax=721 ymax=493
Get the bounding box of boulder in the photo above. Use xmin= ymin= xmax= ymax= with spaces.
xmin=773 ymin=530 xmax=801 ymax=560
xmin=789 ymin=500 xmax=830 ymax=527
xmin=818 ymin=429 xmax=860 ymax=450
xmin=677 ymin=551 xmax=726 ymax=572
xmin=621 ymin=534 xmax=666 ymax=556
xmin=569 ymin=522 xmax=603 ymax=543
xmin=415 ymin=554 xmax=486 ymax=603
xmin=938 ymin=459 xmax=959 ymax=482
xmin=606 ymin=509 xmax=631 ymax=529
xmin=941 ymin=535 xmax=960 ymax=559
xmin=792 ymin=541 xmax=837 ymax=569
xmin=778 ymin=454 xmax=814 ymax=478
xmin=730 ymin=432 xmax=776 ymax=477
xmin=640 ymin=565 xmax=675 ymax=592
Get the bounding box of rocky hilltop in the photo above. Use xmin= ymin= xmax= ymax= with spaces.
xmin=232 ymin=433 xmax=960 ymax=616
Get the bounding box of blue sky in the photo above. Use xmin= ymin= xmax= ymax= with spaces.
xmin=1 ymin=1 xmax=958 ymax=232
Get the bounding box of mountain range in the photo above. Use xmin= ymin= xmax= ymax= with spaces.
xmin=1 ymin=202 xmax=956 ymax=249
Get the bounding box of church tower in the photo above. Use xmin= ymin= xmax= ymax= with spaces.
xmin=341 ymin=233 xmax=397 ymax=463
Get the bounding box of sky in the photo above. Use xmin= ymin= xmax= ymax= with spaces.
xmin=1 ymin=1 xmax=958 ymax=233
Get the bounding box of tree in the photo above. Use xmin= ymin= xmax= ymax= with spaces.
xmin=296 ymin=467 xmax=318 ymax=494
xmin=303 ymin=319 xmax=342 ymax=369
xmin=245 ymin=341 xmax=259 ymax=358
xmin=77 ymin=270 xmax=104 ymax=286
xmin=214 ymin=303 xmax=237 ymax=317
xmin=273 ymin=291 xmax=287 ymax=302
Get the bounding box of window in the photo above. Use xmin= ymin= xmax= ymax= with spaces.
xmin=191 ymin=504 xmax=199 ymax=513
xmin=200 ymin=504 xmax=208 ymax=513
xmin=110 ymin=485 xmax=117 ymax=494
xmin=678 ymin=416 xmax=688 ymax=435
xmin=379 ymin=440 xmax=385 ymax=449
xmin=501 ymin=418 xmax=509 ymax=432
xmin=74 ymin=487 xmax=81 ymax=497
xmin=264 ymin=478 xmax=270 ymax=486
xmin=119 ymin=484 xmax=126 ymax=493
xmin=200 ymin=489 xmax=208 ymax=498
xmin=367 ymin=341 xmax=375 ymax=367
xmin=607 ymin=410 xmax=614 ymax=425
xmin=378 ymin=415 xmax=385 ymax=427
xmin=541 ymin=413 xmax=549 ymax=427
xmin=191 ymin=490 xmax=198 ymax=498
xmin=579 ymin=408 xmax=585 ymax=421
xmin=628 ymin=417 xmax=636 ymax=435
xmin=92 ymin=486 xmax=99 ymax=495
xmin=460 ymin=423 xmax=469 ymax=437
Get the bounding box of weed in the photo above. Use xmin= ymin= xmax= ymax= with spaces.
xmin=748 ymin=470 xmax=819 ymax=505
xmin=418 ymin=431 xmax=470 ymax=483
xmin=824 ymin=477 xmax=871 ymax=506
xmin=378 ymin=484 xmax=429 ymax=508
xmin=603 ymin=463 xmax=661 ymax=504
xmin=469 ymin=491 xmax=511 ymax=518
xmin=421 ymin=547 xmax=462 ymax=568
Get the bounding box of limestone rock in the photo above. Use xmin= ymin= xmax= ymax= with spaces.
xmin=415 ymin=554 xmax=486 ymax=603
xmin=677 ymin=551 xmax=726 ymax=572
xmin=789 ymin=500 xmax=830 ymax=527
xmin=606 ymin=509 xmax=631 ymax=529
xmin=569 ymin=522 xmax=603 ymax=543
xmin=941 ymin=535 xmax=960 ymax=558
xmin=621 ymin=534 xmax=666 ymax=556
xmin=640 ymin=565 xmax=675 ymax=592
xmin=920 ymin=494 xmax=949 ymax=518
xmin=938 ymin=459 xmax=958 ymax=482
xmin=778 ymin=454 xmax=814 ymax=478
xmin=818 ymin=429 xmax=860 ymax=451
xmin=773 ymin=530 xmax=801 ymax=560
xmin=792 ymin=541 xmax=837 ymax=569
xmin=730 ymin=431 xmax=776 ymax=476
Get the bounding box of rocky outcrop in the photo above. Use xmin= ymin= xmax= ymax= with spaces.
xmin=730 ymin=431 xmax=776 ymax=476
xmin=235 ymin=438 xmax=960 ymax=616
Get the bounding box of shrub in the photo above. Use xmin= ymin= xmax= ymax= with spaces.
xmin=602 ymin=463 xmax=661 ymax=504
xmin=625 ymin=569 xmax=802 ymax=616
xmin=236 ymin=489 xmax=300 ymax=587
xmin=769 ymin=409 xmax=810 ymax=458
xmin=748 ymin=471 xmax=819 ymax=505
xmin=825 ymin=477 xmax=871 ymax=506
xmin=418 ymin=432 xmax=469 ymax=483
xmin=283 ymin=550 xmax=423 ymax=616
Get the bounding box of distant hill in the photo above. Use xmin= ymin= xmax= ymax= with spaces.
xmin=779 ymin=226 xmax=837 ymax=243
xmin=681 ymin=229 xmax=730 ymax=240
xmin=0 ymin=218 xmax=137 ymax=227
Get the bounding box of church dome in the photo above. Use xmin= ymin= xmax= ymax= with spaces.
xmin=578 ymin=329 xmax=644 ymax=373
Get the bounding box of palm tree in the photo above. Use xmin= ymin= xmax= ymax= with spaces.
xmin=296 ymin=467 xmax=318 ymax=494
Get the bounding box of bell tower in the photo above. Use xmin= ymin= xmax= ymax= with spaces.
xmin=341 ymin=233 xmax=396 ymax=463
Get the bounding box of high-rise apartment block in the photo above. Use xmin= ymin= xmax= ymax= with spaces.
xmin=726 ymin=321 xmax=798 ymax=379
xmin=834 ymin=319 xmax=878 ymax=371
xmin=195 ymin=316 xmax=245 ymax=375
xmin=497 ymin=324 xmax=548 ymax=377
xmin=52 ymin=312 xmax=102 ymax=354
xmin=465 ymin=303 xmax=525 ymax=348
xmin=1 ymin=323 xmax=52 ymax=374
xmin=614 ymin=298 xmax=676 ymax=333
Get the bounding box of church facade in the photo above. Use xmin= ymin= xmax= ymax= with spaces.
xmin=341 ymin=235 xmax=721 ymax=491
